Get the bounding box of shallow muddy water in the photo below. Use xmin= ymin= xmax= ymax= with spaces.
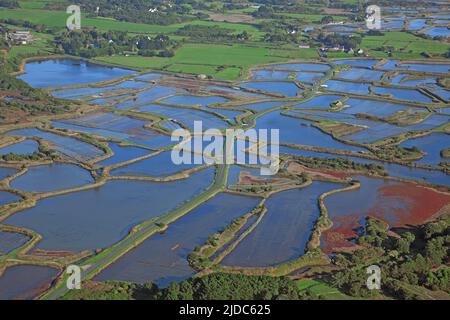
xmin=238 ymin=81 xmax=300 ymax=97
xmin=97 ymin=142 xmax=153 ymax=167
xmin=5 ymin=167 xmax=215 ymax=252
xmin=0 ymin=265 xmax=58 ymax=300
xmin=400 ymin=133 xmax=449 ymax=166
xmin=10 ymin=163 xmax=94 ymax=193
xmin=0 ymin=140 xmax=39 ymax=156
xmin=18 ymin=59 xmax=134 ymax=88
xmin=94 ymin=193 xmax=260 ymax=287
xmin=111 ymin=151 xmax=198 ymax=177
xmin=8 ymin=128 xmax=104 ymax=161
xmin=221 ymin=182 xmax=340 ymax=267
xmin=0 ymin=231 xmax=29 ymax=255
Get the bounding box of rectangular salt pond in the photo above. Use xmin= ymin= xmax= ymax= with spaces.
xmin=8 ymin=128 xmax=104 ymax=161
xmin=236 ymin=100 xmax=289 ymax=111
xmin=341 ymin=98 xmax=424 ymax=117
xmin=400 ymin=133 xmax=450 ymax=166
xmin=205 ymin=107 xmax=244 ymax=122
xmin=53 ymin=113 xmax=174 ymax=149
xmin=397 ymin=63 xmax=450 ymax=73
xmin=0 ymin=139 xmax=39 ymax=156
xmin=255 ymin=110 xmax=364 ymax=152
xmin=407 ymin=19 xmax=428 ymax=30
xmin=161 ymin=95 xmax=228 ymax=106
xmin=136 ymin=104 xmax=229 ymax=130
xmin=206 ymin=86 xmax=268 ymax=98
xmin=0 ymin=265 xmax=59 ymax=300
xmin=0 ymin=191 xmax=21 ymax=206
xmin=238 ymin=81 xmax=300 ymax=97
xmin=89 ymin=94 xmax=131 ymax=105
xmin=94 ymin=193 xmax=261 ymax=287
xmin=5 ymin=167 xmax=215 ymax=252
xmin=97 ymin=142 xmax=153 ymax=167
xmin=389 ymin=74 xmax=438 ymax=88
xmin=290 ymin=94 xmax=344 ymax=109
xmin=323 ymin=80 xmax=371 ymax=95
xmin=10 ymin=163 xmax=94 ymax=193
xmin=221 ymin=182 xmax=340 ymax=267
xmin=295 ymin=72 xmax=325 ymax=83
xmin=18 ymin=59 xmax=135 ymax=88
xmin=270 ymin=63 xmax=331 ymax=72
xmin=52 ymin=80 xmax=150 ymax=100
xmin=111 ymin=151 xmax=198 ymax=177
xmin=334 ymin=59 xmax=380 ymax=68
xmin=0 ymin=231 xmax=29 ymax=255
xmin=337 ymin=68 xmax=384 ymax=81
xmin=433 ymin=89 xmax=450 ymax=102
xmin=0 ymin=167 xmax=18 ymax=181
xmin=113 ymin=85 xmax=179 ymax=110
xmin=251 ymin=70 xmax=293 ymax=80
xmin=372 ymin=86 xmax=434 ymax=103
xmin=133 ymin=73 xmax=162 ymax=81
xmin=425 ymin=27 xmax=450 ymax=38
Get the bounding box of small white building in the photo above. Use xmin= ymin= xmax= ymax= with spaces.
xmin=8 ymin=30 xmax=34 ymax=45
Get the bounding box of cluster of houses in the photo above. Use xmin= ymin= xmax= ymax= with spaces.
xmin=5 ymin=30 xmax=34 ymax=45
xmin=320 ymin=46 xmax=366 ymax=55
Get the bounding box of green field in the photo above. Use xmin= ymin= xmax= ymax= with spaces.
xmin=94 ymin=43 xmax=318 ymax=80
xmin=0 ymin=8 xmax=263 ymax=38
xmin=296 ymin=279 xmax=355 ymax=300
xmin=278 ymin=13 xmax=350 ymax=23
xmin=361 ymin=31 xmax=450 ymax=57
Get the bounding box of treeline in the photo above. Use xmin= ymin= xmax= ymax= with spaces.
xmin=74 ymin=0 xmax=195 ymax=25
xmin=54 ymin=30 xmax=177 ymax=58
xmin=317 ymin=32 xmax=362 ymax=49
xmin=175 ymin=25 xmax=250 ymax=42
xmin=331 ymin=216 xmax=450 ymax=299
xmin=0 ymin=19 xmax=49 ymax=33
xmin=293 ymin=156 xmax=386 ymax=176
xmin=1 ymin=145 xmax=57 ymax=161
xmin=0 ymin=0 xmax=18 ymax=9
xmin=63 ymin=273 xmax=312 ymax=300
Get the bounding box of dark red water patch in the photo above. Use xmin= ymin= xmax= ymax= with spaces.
xmin=322 ymin=176 xmax=450 ymax=253
xmin=373 ymin=183 xmax=450 ymax=226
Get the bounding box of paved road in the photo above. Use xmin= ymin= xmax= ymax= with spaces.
xmin=45 ymin=164 xmax=227 ymax=300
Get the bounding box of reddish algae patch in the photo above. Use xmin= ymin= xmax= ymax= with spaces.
xmin=322 ymin=176 xmax=450 ymax=253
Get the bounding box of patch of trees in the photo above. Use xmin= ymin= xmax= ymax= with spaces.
xmin=293 ymin=156 xmax=386 ymax=176
xmin=160 ymin=273 xmax=307 ymax=300
xmin=0 ymin=0 xmax=18 ymax=9
xmin=331 ymin=216 xmax=450 ymax=299
xmin=175 ymin=25 xmax=250 ymax=42
xmin=64 ymin=273 xmax=312 ymax=300
xmin=317 ymin=32 xmax=362 ymax=50
xmin=1 ymin=146 xmax=57 ymax=161
xmin=0 ymin=19 xmax=48 ymax=33
xmin=136 ymin=34 xmax=177 ymax=57
xmin=251 ymin=5 xmax=279 ymax=19
xmin=54 ymin=30 xmax=177 ymax=58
